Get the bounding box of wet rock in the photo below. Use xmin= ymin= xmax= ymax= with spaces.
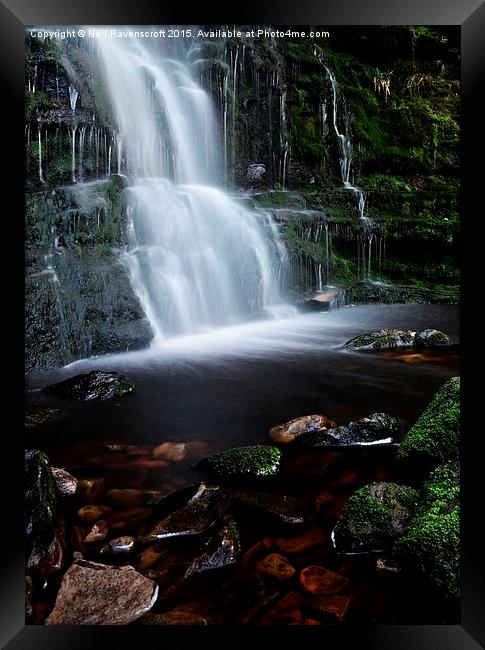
xmin=184 ymin=517 xmax=241 ymax=579
xmin=256 ymin=553 xmax=296 ymax=581
xmin=398 ymin=376 xmax=460 ymax=468
xmin=296 ymin=413 xmax=400 ymax=448
xmin=145 ymin=483 xmax=228 ymax=542
xmin=51 ymin=467 xmax=78 ymax=497
xmin=153 ymin=442 xmax=187 ymax=461
xmin=197 ymin=445 xmax=282 ymax=480
xmin=25 ymin=450 xmax=64 ymax=574
xmin=45 ymin=560 xmax=158 ymax=624
xmin=99 ymin=536 xmax=137 ymax=557
xmin=275 ymin=528 xmax=327 ymax=555
xmin=393 ymin=461 xmax=460 ymax=600
xmin=77 ymin=504 xmax=112 ymax=523
xmin=268 ymin=414 xmax=335 ymax=444
xmin=299 ymin=565 xmax=349 ymax=595
xmin=414 ymin=329 xmax=452 ymax=347
xmin=332 ymin=482 xmax=419 ymax=554
xmin=106 ymin=489 xmax=161 ymax=508
xmin=299 ymin=291 xmax=338 ymax=312
xmin=78 ymin=477 xmax=105 ymax=503
xmin=228 ymin=489 xmax=306 ymax=526
xmin=25 ymin=576 xmax=33 ymax=622
xmin=84 ymin=520 xmax=109 ymax=543
xmin=43 ymin=370 xmax=134 ymax=401
xmin=304 ymin=595 xmax=351 ymax=622
xmin=259 ymin=591 xmax=303 ymax=624
xmin=345 ymin=328 xmax=415 ymax=351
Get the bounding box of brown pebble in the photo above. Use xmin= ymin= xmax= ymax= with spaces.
xmin=261 ymin=537 xmax=274 ymax=551
xmin=268 ymin=414 xmax=335 ymax=444
xmin=304 ymin=595 xmax=351 ymax=622
xmin=304 ymin=618 xmax=322 ymax=625
xmin=259 ymin=590 xmax=303 ymax=624
xmin=299 ymin=565 xmax=348 ymax=595
xmin=256 ymin=553 xmax=296 ymax=581
xmin=106 ymin=489 xmax=161 ymax=508
xmin=153 ymin=442 xmax=187 ymax=461
xmin=136 ymin=547 xmax=166 ymax=570
xmin=84 ymin=520 xmax=109 ymax=543
xmin=275 ymin=528 xmax=327 ymax=555
xmin=77 ymin=504 xmax=112 ymax=523
xmin=77 ymin=478 xmax=105 ymax=503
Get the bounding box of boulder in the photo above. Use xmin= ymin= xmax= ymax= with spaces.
xmin=393 ymin=461 xmax=460 ymax=601
xmin=345 ymin=328 xmax=415 ymax=351
xmin=295 ymin=413 xmax=399 ymax=448
xmin=332 ymin=482 xmax=419 ymax=554
xmin=269 ymin=414 xmax=335 ymax=444
xmin=414 ymin=329 xmax=452 ymax=347
xmin=398 ymin=377 xmax=460 ymax=467
xmin=42 ymin=370 xmax=134 ymax=401
xmin=51 ymin=468 xmax=78 ymax=497
xmin=45 ymin=560 xmax=158 ymax=625
xmin=196 ymin=445 xmax=282 ymax=480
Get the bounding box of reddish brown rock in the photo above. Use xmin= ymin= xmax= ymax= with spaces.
xmin=304 ymin=618 xmax=322 ymax=625
xmin=45 ymin=560 xmax=158 ymax=625
xmin=256 ymin=553 xmax=296 ymax=581
xmin=240 ymin=542 xmax=262 ymax=567
xmin=77 ymin=478 xmax=105 ymax=503
xmin=77 ymin=505 xmax=112 ymax=523
xmin=51 ymin=468 xmax=78 ymax=497
xmin=304 ymin=595 xmax=351 ymax=622
xmin=132 ymin=459 xmax=170 ymax=471
xmin=153 ymin=442 xmax=187 ymax=461
xmin=84 ymin=520 xmax=109 ymax=543
xmin=330 ymin=468 xmax=360 ymax=489
xmin=136 ymin=546 xmax=166 ymax=570
xmin=259 ymin=591 xmax=303 ymax=624
xmin=261 ymin=536 xmax=274 ymax=551
xmin=299 ymin=565 xmax=349 ymax=595
xmin=275 ymin=528 xmax=327 ymax=555
xmin=269 ymin=414 xmax=335 ymax=444
xmin=185 ymin=441 xmax=209 ymax=459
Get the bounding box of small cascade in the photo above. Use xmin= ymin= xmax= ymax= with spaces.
xmin=78 ymin=125 xmax=87 ymax=182
xmin=37 ymin=122 xmax=44 ymax=183
xmin=116 ymin=132 xmax=123 ymax=174
xmin=70 ymin=126 xmax=77 ymax=183
xmin=68 ymin=85 xmax=79 ymax=113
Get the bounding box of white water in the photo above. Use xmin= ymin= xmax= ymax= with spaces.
xmin=97 ymin=37 xmax=291 ymax=341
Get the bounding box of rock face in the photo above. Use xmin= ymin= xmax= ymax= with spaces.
xmin=345 ymin=328 xmax=415 ymax=351
xmin=269 ymin=414 xmax=335 ymax=444
xmin=45 ymin=560 xmax=158 ymax=624
xmin=398 ymin=376 xmax=460 ymax=467
xmin=414 ymin=329 xmax=452 ymax=347
xmin=332 ymin=482 xmax=419 ymax=554
xmin=197 ymin=445 xmax=282 ymax=480
xmin=43 ymin=370 xmax=135 ymax=401
xmin=247 ymin=164 xmax=266 ymax=182
xmin=295 ymin=413 xmax=399 ymax=448
xmin=394 ymin=461 xmax=460 ymax=600
xmin=25 ymin=450 xmax=64 ymax=574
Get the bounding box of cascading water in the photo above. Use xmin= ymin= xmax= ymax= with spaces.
xmin=97 ymin=36 xmax=290 ymax=341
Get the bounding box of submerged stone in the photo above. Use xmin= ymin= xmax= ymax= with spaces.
xmin=332 ymin=482 xmax=419 ymax=554
xmin=42 ymin=370 xmax=134 ymax=401
xmin=184 ymin=517 xmax=241 ymax=579
xmin=414 ymin=329 xmax=452 ymax=347
xmin=299 ymin=565 xmax=348 ymax=595
xmin=345 ymin=328 xmax=415 ymax=351
xmin=256 ymin=553 xmax=296 ymax=581
xmin=228 ymin=489 xmax=306 ymax=526
xmin=295 ymin=412 xmax=399 ymax=448
xmin=398 ymin=376 xmax=459 ymax=467
xmin=393 ymin=461 xmax=460 ymax=601
xmin=268 ymin=414 xmax=335 ymax=444
xmin=304 ymin=595 xmax=351 ymax=622
xmin=45 ymin=560 xmax=158 ymax=625
xmin=196 ymin=445 xmax=282 ymax=480
xmin=145 ymin=483 xmax=228 ymax=542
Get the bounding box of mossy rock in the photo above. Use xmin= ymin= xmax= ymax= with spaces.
xmin=345 ymin=328 xmax=415 ymax=351
xmin=393 ymin=461 xmax=460 ymax=601
xmin=196 ymin=445 xmax=282 ymax=480
xmin=295 ymin=412 xmax=400 ymax=448
xmin=332 ymin=482 xmax=419 ymax=554
xmin=43 ymin=370 xmax=135 ymax=401
xmin=398 ymin=377 xmax=459 ymax=467
xmin=414 ymin=329 xmax=452 ymax=347
xmin=25 ymin=450 xmax=61 ymax=560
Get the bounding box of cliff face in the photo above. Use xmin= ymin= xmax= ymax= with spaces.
xmin=25 ymin=27 xmax=460 ymax=372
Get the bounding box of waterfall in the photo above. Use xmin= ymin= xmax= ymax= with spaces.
xmin=68 ymin=85 xmax=79 ymax=113
xmin=71 ymin=126 xmax=77 ymax=183
xmin=97 ymin=37 xmax=290 ymax=341
xmin=37 ymin=122 xmax=44 ymax=183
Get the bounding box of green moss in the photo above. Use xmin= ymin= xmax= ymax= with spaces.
xmin=346 ymin=328 xmax=415 ymax=350
xmin=197 ymin=445 xmax=282 ymax=480
xmin=414 ymin=329 xmax=452 ymax=347
xmin=398 ymin=377 xmax=460 ymax=466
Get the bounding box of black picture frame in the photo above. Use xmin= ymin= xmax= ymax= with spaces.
xmin=3 ymin=0 xmax=483 ymax=647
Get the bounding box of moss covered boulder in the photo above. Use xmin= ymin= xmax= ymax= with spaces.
xmin=398 ymin=376 xmax=460 ymax=467
xmin=394 ymin=461 xmax=460 ymax=601
xmin=414 ymin=329 xmax=452 ymax=347
xmin=345 ymin=328 xmax=415 ymax=351
xmin=295 ymin=413 xmax=400 ymax=448
xmin=43 ymin=370 xmax=135 ymax=401
xmin=332 ymin=482 xmax=419 ymax=554
xmin=196 ymin=445 xmax=282 ymax=480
